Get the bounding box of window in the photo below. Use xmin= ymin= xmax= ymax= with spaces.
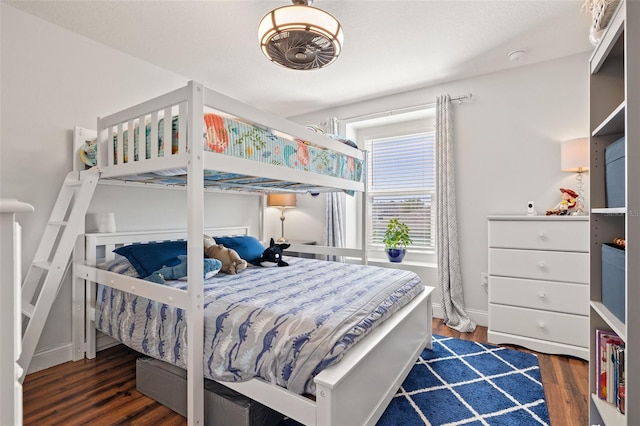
xmin=366 ymin=132 xmax=435 ymax=252
xmin=342 ymin=111 xmax=435 ymax=263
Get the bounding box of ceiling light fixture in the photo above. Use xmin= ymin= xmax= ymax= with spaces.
xmin=258 ymin=0 xmax=344 ymax=70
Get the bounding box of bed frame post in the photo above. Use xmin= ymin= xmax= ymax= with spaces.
xmin=84 ymin=234 xmax=98 ymax=359
xmin=186 ymin=81 xmax=205 ymax=426
xmin=361 ymin=151 xmax=369 ymax=265
xmin=72 ymin=233 xmax=86 ymax=361
xmin=259 ymin=195 xmax=266 ymax=243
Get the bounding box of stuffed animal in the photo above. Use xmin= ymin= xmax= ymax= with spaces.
xmin=614 ymin=237 xmax=626 ymax=248
xmin=546 ymin=188 xmax=578 ymax=215
xmin=203 ymin=234 xmax=216 ymax=250
xmin=145 ymin=255 xmax=222 ymax=284
xmin=257 ymin=238 xmax=290 ymax=267
xmin=205 ymin=243 xmax=248 ymax=275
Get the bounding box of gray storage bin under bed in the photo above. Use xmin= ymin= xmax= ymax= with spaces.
xmin=136 ymin=357 xmax=284 ymax=426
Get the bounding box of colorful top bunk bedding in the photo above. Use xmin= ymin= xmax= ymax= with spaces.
xmin=81 ymin=113 xmax=363 ymax=190
xmin=97 ymin=254 xmax=424 ymax=395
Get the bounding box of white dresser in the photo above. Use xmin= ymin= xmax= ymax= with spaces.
xmin=487 ymin=215 xmax=589 ymax=360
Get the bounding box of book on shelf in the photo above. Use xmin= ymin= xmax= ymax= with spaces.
xmin=618 ymin=347 xmax=626 ymax=414
xmin=595 ymin=328 xmax=625 ymax=413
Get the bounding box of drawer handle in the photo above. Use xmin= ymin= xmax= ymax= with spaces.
xmin=538 ymin=292 xmax=547 ymax=299
xmin=537 ymin=262 xmax=547 ymax=270
xmin=538 ymin=232 xmax=547 ymax=240
xmin=538 ymin=322 xmax=546 ymax=329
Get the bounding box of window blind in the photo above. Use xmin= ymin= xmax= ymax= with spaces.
xmin=366 ymin=132 xmax=435 ymax=251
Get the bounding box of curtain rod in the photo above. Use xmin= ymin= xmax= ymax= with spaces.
xmin=336 ymin=93 xmax=472 ymax=123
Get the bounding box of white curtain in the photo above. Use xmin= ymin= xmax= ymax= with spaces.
xmin=325 ymin=192 xmax=345 ymax=262
xmin=436 ymin=95 xmax=476 ymax=333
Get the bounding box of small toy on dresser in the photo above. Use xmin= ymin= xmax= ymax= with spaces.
xmin=546 ymin=188 xmax=578 ymax=215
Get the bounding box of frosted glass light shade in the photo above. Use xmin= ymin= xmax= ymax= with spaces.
xmin=258 ymin=4 xmax=343 ymax=69
xmin=267 ymin=193 xmax=297 ymax=208
xmin=561 ymin=138 xmax=589 ymax=172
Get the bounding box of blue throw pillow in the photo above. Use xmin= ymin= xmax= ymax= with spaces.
xmin=213 ymin=235 xmax=265 ymax=263
xmin=113 ymin=240 xmax=187 ymax=278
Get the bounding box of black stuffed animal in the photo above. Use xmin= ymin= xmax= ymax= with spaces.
xmin=258 ymin=238 xmax=290 ymax=267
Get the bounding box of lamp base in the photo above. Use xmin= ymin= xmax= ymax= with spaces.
xmin=277 ymin=236 xmax=288 ymax=243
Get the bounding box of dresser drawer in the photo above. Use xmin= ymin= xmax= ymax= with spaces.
xmin=488 ymin=219 xmax=588 ymax=252
xmin=488 ymin=304 xmax=588 ymax=348
xmin=489 ymin=276 xmax=589 ymax=315
xmin=489 ymin=248 xmax=589 ymax=284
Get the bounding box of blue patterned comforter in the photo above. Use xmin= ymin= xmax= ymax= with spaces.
xmin=96 ymin=257 xmax=424 ymax=394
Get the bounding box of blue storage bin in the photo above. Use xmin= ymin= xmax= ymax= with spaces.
xmin=602 ymin=243 xmax=625 ymax=323
xmin=605 ymin=137 xmax=625 ymax=208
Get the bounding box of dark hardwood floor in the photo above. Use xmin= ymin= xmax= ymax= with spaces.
xmin=22 ymin=319 xmax=588 ymax=425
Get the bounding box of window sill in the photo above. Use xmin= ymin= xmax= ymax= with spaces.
xmin=365 ymin=257 xmax=437 ymax=269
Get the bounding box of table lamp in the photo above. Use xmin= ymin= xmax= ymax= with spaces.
xmin=561 ymin=137 xmax=589 ymax=215
xmin=267 ymin=194 xmax=297 ymax=242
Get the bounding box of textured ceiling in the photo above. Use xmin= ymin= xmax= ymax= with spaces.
xmin=6 ymin=0 xmax=594 ymax=116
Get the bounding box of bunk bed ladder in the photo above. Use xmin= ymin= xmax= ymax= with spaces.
xmin=18 ymin=169 xmax=98 ymax=382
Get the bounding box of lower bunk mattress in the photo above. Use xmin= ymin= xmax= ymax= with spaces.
xmin=97 ymin=256 xmax=425 ymax=395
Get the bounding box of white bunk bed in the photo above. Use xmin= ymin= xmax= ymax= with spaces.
xmin=72 ymin=81 xmax=433 ymax=425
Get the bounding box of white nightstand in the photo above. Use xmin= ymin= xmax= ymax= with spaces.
xmin=487 ymin=215 xmax=589 ymax=360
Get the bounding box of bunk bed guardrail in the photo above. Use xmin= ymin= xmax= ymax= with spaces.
xmin=85 ymin=81 xmax=365 ymax=194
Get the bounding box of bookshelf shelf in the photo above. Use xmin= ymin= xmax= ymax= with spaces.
xmin=592 ymin=101 xmax=625 ymax=137
xmin=592 ymin=394 xmax=625 ymax=425
xmin=590 ymin=2 xmax=625 ymax=73
xmin=589 ymin=1 xmax=639 ymax=424
xmin=591 ymin=207 xmax=626 ymax=215
xmin=591 ymin=301 xmax=626 ymax=341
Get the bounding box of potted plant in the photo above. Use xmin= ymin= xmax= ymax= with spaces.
xmin=383 ymin=218 xmax=412 ymax=263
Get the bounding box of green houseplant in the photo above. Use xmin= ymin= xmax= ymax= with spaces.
xmin=382 ymin=218 xmax=412 ymax=263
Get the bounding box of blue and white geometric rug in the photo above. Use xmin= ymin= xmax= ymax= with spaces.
xmin=376 ymin=334 xmax=550 ymax=426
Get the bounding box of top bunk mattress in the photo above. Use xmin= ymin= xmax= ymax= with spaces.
xmin=96 ymin=256 xmax=424 ymax=395
xmin=81 ymin=113 xmax=363 ymax=191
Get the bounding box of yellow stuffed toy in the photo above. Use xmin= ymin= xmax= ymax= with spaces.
xmin=546 ymin=188 xmax=578 ymax=216
xmin=203 ymin=236 xmax=248 ymax=275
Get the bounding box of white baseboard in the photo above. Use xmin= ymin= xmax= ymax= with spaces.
xmin=27 ymin=344 xmax=73 ymax=375
xmin=96 ymin=332 xmax=120 ymax=352
xmin=25 ymin=332 xmax=120 ymax=376
xmin=432 ymin=302 xmax=488 ymax=328
xmin=467 ymin=307 xmax=488 ymax=328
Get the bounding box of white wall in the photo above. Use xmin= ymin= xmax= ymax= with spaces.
xmin=263 ymin=192 xmax=325 ymax=243
xmin=0 ymin=4 xmax=260 ymax=370
xmin=288 ymin=53 xmax=590 ymax=326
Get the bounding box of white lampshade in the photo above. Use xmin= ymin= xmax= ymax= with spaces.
xmin=561 ymin=138 xmax=589 ymax=172
xmin=258 ymin=3 xmax=343 ymax=70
